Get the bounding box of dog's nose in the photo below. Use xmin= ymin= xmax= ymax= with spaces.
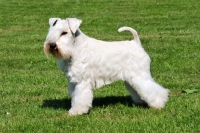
xmin=49 ymin=43 xmax=57 ymax=49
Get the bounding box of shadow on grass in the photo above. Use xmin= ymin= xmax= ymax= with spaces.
xmin=42 ymin=96 xmax=148 ymax=110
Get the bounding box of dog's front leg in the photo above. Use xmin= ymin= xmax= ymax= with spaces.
xmin=68 ymin=81 xmax=93 ymax=116
xmin=68 ymin=82 xmax=76 ymax=97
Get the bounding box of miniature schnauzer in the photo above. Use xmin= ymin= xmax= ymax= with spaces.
xmin=44 ymin=18 xmax=169 ymax=115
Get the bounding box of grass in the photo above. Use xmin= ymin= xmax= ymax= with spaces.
xmin=0 ymin=0 xmax=200 ymax=132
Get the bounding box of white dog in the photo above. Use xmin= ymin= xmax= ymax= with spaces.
xmin=44 ymin=18 xmax=169 ymax=115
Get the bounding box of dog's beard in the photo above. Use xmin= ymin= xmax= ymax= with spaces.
xmin=44 ymin=43 xmax=63 ymax=58
xmin=44 ymin=43 xmax=73 ymax=59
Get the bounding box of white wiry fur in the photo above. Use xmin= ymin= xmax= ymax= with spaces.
xmin=44 ymin=18 xmax=169 ymax=115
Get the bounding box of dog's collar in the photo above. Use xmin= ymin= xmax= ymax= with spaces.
xmin=75 ymin=30 xmax=81 ymax=38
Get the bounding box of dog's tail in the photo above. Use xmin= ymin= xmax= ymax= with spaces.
xmin=118 ymin=26 xmax=141 ymax=44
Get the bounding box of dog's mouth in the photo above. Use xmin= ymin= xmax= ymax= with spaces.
xmin=44 ymin=43 xmax=63 ymax=59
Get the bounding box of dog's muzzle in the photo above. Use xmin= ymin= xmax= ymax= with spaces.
xmin=44 ymin=42 xmax=62 ymax=58
xmin=49 ymin=43 xmax=57 ymax=50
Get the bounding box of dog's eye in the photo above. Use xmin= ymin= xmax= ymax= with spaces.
xmin=61 ymin=32 xmax=68 ymax=36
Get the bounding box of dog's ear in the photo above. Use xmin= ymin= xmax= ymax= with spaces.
xmin=49 ymin=18 xmax=61 ymax=27
xmin=67 ymin=18 xmax=82 ymax=33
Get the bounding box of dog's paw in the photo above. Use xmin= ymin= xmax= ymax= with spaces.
xmin=148 ymin=91 xmax=169 ymax=109
xmin=68 ymin=110 xmax=79 ymax=116
xmin=68 ymin=108 xmax=89 ymax=116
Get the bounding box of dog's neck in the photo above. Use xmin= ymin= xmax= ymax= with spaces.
xmin=75 ymin=29 xmax=81 ymax=38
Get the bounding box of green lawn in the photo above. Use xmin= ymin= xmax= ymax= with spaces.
xmin=1 ymin=0 xmax=200 ymax=132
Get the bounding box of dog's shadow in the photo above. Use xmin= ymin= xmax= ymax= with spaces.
xmin=41 ymin=96 xmax=148 ymax=110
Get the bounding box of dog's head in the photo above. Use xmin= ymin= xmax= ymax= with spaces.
xmin=44 ymin=18 xmax=82 ymax=59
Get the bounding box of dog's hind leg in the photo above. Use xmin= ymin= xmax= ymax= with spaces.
xmin=124 ymin=81 xmax=145 ymax=104
xmin=126 ymin=75 xmax=169 ymax=109
xmin=68 ymin=81 xmax=93 ymax=115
